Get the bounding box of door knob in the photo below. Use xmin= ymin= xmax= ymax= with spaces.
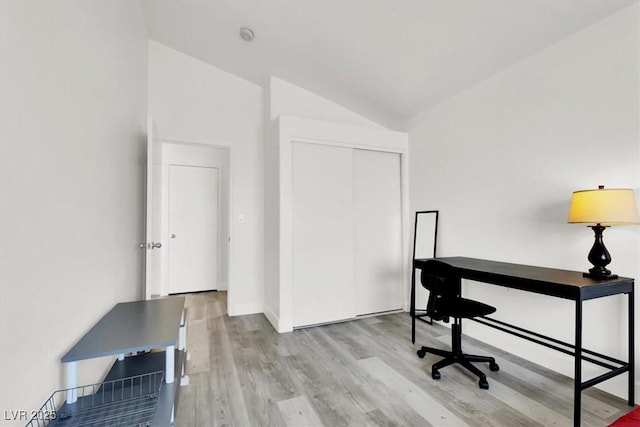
xmin=171 ymin=234 xmax=176 ymax=239
xmin=140 ymin=242 xmax=162 ymax=249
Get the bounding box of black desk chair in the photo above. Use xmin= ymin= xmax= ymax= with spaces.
xmin=416 ymin=259 xmax=500 ymax=389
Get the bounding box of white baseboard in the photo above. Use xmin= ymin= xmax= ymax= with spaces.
xmin=263 ymin=305 xmax=293 ymax=333
xmin=263 ymin=305 xmax=279 ymax=331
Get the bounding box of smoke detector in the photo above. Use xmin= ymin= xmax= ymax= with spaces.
xmin=240 ymin=27 xmax=254 ymax=42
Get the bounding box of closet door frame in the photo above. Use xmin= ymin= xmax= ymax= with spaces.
xmin=275 ymin=115 xmax=410 ymax=333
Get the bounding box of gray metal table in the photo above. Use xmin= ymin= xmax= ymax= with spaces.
xmin=61 ymin=297 xmax=186 ymax=424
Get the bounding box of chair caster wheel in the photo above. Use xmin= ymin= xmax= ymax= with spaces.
xmin=489 ymin=362 xmax=500 ymax=372
xmin=432 ymin=369 xmax=441 ymax=380
xmin=479 ymin=378 xmax=489 ymax=389
xmin=417 ymin=349 xmax=427 ymax=359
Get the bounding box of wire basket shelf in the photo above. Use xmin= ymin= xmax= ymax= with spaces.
xmin=25 ymin=371 xmax=164 ymax=427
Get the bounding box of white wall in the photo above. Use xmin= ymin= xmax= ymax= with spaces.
xmin=148 ymin=41 xmax=264 ymax=315
xmin=405 ymin=3 xmax=640 ymax=398
xmin=0 ymin=1 xmax=148 ymax=423
xmin=263 ymin=77 xmax=389 ymax=330
xmin=148 ymin=44 xmax=385 ymax=319
xmin=269 ymin=76 xmax=386 ymax=129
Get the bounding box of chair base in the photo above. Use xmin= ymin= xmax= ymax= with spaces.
xmin=417 ymin=323 xmax=499 ymax=389
xmin=417 ymin=346 xmax=499 ymax=389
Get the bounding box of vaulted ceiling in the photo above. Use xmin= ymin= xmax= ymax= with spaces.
xmin=142 ymin=0 xmax=635 ymax=127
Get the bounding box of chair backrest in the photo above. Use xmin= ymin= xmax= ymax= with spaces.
xmin=420 ymin=260 xmax=460 ymax=322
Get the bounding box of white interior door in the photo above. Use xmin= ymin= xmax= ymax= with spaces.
xmin=353 ymin=149 xmax=403 ymax=315
xmin=143 ymin=116 xmax=162 ymax=300
xmin=292 ymin=142 xmax=355 ymax=327
xmin=168 ymin=165 xmax=219 ymax=294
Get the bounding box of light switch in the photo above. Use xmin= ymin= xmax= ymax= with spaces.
xmin=238 ymin=214 xmax=245 ymax=223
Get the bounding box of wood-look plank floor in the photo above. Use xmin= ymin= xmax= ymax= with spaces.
xmin=175 ymin=291 xmax=634 ymax=427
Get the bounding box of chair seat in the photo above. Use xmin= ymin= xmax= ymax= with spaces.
xmin=449 ymin=297 xmax=496 ymax=319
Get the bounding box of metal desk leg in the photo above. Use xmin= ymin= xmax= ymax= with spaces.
xmin=629 ymin=288 xmax=635 ymax=406
xmin=65 ymin=361 xmax=78 ymax=404
xmin=179 ymin=309 xmax=190 ymax=386
xmin=166 ymin=345 xmax=175 ymax=384
xmin=574 ymin=299 xmax=583 ymax=427
xmin=411 ymin=266 xmax=416 ymax=344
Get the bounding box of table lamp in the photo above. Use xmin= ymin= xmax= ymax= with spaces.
xmin=568 ymin=185 xmax=639 ymax=279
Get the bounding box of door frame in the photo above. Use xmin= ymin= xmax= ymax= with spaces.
xmin=155 ymin=140 xmax=232 ymax=307
xmin=273 ymin=115 xmax=410 ymax=333
xmin=144 ymin=116 xmax=160 ymax=300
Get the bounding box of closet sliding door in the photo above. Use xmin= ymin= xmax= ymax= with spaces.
xmin=292 ymin=142 xmax=356 ymax=327
xmin=275 ymin=115 xmax=408 ymax=333
xmin=353 ymin=149 xmax=403 ymax=315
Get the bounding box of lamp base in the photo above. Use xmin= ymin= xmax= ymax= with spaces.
xmin=583 ymin=224 xmax=618 ymax=281
xmin=582 ymin=272 xmax=618 ymax=280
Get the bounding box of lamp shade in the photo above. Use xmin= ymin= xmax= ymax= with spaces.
xmin=568 ymin=187 xmax=639 ymax=225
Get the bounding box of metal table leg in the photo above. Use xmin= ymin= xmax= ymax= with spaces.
xmin=629 ymin=288 xmax=635 ymax=406
xmin=65 ymin=361 xmax=78 ymax=404
xmin=166 ymin=345 xmax=175 ymax=384
xmin=411 ymin=266 xmax=416 ymax=344
xmin=574 ymin=299 xmax=582 ymax=427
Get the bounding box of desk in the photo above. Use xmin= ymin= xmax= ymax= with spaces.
xmin=411 ymin=257 xmax=634 ymax=427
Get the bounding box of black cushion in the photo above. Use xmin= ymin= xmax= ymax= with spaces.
xmin=449 ymin=297 xmax=496 ymax=319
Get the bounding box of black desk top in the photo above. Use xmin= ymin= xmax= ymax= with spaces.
xmin=62 ymin=297 xmax=185 ymax=363
xmin=414 ymin=257 xmax=633 ymax=301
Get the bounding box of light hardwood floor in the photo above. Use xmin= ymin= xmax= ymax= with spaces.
xmin=175 ymin=291 xmax=634 ymax=427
